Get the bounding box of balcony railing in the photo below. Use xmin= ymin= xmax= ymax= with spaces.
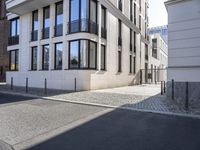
xmin=68 ymin=19 xmax=98 ymax=35
xmin=54 ymin=24 xmax=63 ymax=37
xmin=8 ymin=35 xmax=19 ymax=46
xmin=42 ymin=27 xmax=50 ymax=39
xmin=31 ymin=30 xmax=38 ymax=41
xmin=101 ymin=27 xmax=107 ymax=39
xmin=118 ymin=37 xmax=122 ymax=46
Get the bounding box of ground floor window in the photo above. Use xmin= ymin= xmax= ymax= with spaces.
xmin=130 ymin=55 xmax=132 ymax=73
xmin=31 ymin=47 xmax=37 ymax=70
xmin=9 ymin=50 xmax=19 ymax=71
xmin=69 ymin=39 xmax=97 ymax=69
xmin=55 ymin=43 xmax=63 ymax=70
xmin=101 ymin=45 xmax=106 ymax=70
xmin=133 ymin=56 xmax=136 ymax=74
xmin=42 ymin=45 xmax=50 ymax=70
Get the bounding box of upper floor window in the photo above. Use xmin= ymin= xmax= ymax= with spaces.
xmin=55 ymin=1 xmax=63 ymax=37
xmin=42 ymin=6 xmax=50 ymax=39
xmin=9 ymin=50 xmax=19 ymax=71
xmin=118 ymin=19 xmax=122 ymax=46
xmin=130 ymin=0 xmax=133 ymax=21
xmin=130 ymin=28 xmax=132 ymax=51
xmin=118 ymin=0 xmax=122 ymax=11
xmin=134 ymin=3 xmax=136 ymax=25
xmin=8 ymin=18 xmax=19 ymax=45
xmin=69 ymin=0 xmax=98 ymax=34
xmin=31 ymin=10 xmax=38 ymax=41
xmin=101 ymin=6 xmax=107 ymax=39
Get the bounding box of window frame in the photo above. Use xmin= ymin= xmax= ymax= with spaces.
xmin=42 ymin=6 xmax=50 ymax=39
xmin=31 ymin=46 xmax=38 ymax=71
xmin=9 ymin=17 xmax=19 ymax=37
xmin=9 ymin=49 xmax=19 ymax=71
xmin=42 ymin=44 xmax=50 ymax=70
xmin=54 ymin=42 xmax=63 ymax=70
xmin=68 ymin=39 xmax=97 ymax=70
xmin=55 ymin=1 xmax=63 ymax=37
xmin=101 ymin=45 xmax=106 ymax=71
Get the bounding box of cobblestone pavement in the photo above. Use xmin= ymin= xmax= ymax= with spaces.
xmin=0 ymin=84 xmax=199 ymax=116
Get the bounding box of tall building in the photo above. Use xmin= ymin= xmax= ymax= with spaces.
xmin=165 ymin=0 xmax=200 ymax=104
xmin=6 ymin=0 xmax=149 ymax=90
xmin=0 ymin=0 xmax=9 ymax=82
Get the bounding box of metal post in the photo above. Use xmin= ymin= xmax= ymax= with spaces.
xmin=44 ymin=78 xmax=47 ymax=95
xmin=161 ymin=81 xmax=163 ymax=95
xmin=11 ymin=77 xmax=13 ymax=90
xmin=172 ymin=79 xmax=174 ymax=100
xmin=26 ymin=78 xmax=28 ymax=93
xmin=74 ymin=78 xmax=77 ymax=92
xmin=164 ymin=81 xmax=166 ymax=93
xmin=185 ymin=82 xmax=189 ymax=110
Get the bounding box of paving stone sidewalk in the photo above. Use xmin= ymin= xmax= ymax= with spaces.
xmin=0 ymin=83 xmax=199 ymax=116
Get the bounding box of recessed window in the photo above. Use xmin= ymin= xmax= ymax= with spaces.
xmin=31 ymin=10 xmax=38 ymax=41
xmin=69 ymin=0 xmax=98 ymax=34
xmin=9 ymin=18 xmax=19 ymax=45
xmin=101 ymin=6 xmax=107 ymax=39
xmin=55 ymin=43 xmax=63 ymax=70
xmin=9 ymin=50 xmax=19 ymax=71
xmin=55 ymin=1 xmax=63 ymax=37
xmin=130 ymin=0 xmax=133 ymax=21
xmin=31 ymin=47 xmax=37 ymax=70
xmin=118 ymin=51 xmax=122 ymax=72
xmin=42 ymin=6 xmax=50 ymax=39
xmin=42 ymin=45 xmax=49 ymax=70
xmin=130 ymin=28 xmax=132 ymax=51
xmin=130 ymin=55 xmax=132 ymax=73
xmin=69 ymin=40 xmax=97 ymax=69
xmin=118 ymin=19 xmax=122 ymax=46
xmin=101 ymin=45 xmax=106 ymax=70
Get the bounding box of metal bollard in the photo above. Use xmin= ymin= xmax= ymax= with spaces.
xmin=185 ymin=82 xmax=189 ymax=110
xmin=161 ymin=81 xmax=163 ymax=95
xmin=11 ymin=77 xmax=13 ymax=90
xmin=74 ymin=78 xmax=77 ymax=92
xmin=26 ymin=78 xmax=28 ymax=93
xmin=172 ymin=79 xmax=174 ymax=100
xmin=44 ymin=78 xmax=47 ymax=95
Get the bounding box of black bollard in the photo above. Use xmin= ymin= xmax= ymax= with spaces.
xmin=11 ymin=77 xmax=13 ymax=90
xmin=172 ymin=79 xmax=174 ymax=100
xmin=74 ymin=78 xmax=77 ymax=92
xmin=185 ymin=82 xmax=189 ymax=110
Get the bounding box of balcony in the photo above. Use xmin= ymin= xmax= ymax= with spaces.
xmin=8 ymin=35 xmax=19 ymax=46
xmin=6 ymin=0 xmax=61 ymax=15
xmin=101 ymin=27 xmax=107 ymax=39
xmin=54 ymin=24 xmax=63 ymax=37
xmin=31 ymin=30 xmax=38 ymax=41
xmin=42 ymin=27 xmax=50 ymax=39
xmin=68 ymin=19 xmax=98 ymax=35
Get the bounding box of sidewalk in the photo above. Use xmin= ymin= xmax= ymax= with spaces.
xmin=0 ymin=84 xmax=199 ymax=118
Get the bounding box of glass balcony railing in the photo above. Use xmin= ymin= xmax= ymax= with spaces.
xmin=54 ymin=24 xmax=63 ymax=37
xmin=68 ymin=19 xmax=98 ymax=35
xmin=8 ymin=35 xmax=19 ymax=46
xmin=31 ymin=30 xmax=38 ymax=41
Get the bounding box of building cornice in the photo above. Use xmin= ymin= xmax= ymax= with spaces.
xmin=165 ymin=0 xmax=192 ymax=11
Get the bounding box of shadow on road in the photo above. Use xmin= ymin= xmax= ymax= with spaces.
xmin=27 ymin=107 xmax=200 ymax=150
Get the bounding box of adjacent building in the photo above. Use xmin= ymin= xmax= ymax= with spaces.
xmin=6 ymin=0 xmax=149 ymax=90
xmin=165 ymin=0 xmax=200 ymax=103
xmin=0 ymin=0 xmax=9 ymax=82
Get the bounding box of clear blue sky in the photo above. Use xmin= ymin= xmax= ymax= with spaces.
xmin=148 ymin=0 xmax=168 ymax=27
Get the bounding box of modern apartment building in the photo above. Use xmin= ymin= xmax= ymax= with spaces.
xmin=0 ymin=0 xmax=9 ymax=82
xmin=6 ymin=0 xmax=149 ymax=90
xmin=165 ymin=0 xmax=200 ymax=103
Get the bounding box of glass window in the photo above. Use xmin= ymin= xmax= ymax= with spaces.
xmin=10 ymin=18 xmax=19 ymax=37
xmin=81 ymin=0 xmax=89 ymax=31
xmin=55 ymin=2 xmax=63 ymax=36
xmin=69 ymin=40 xmax=97 ymax=69
xmin=101 ymin=6 xmax=106 ymax=38
xmin=130 ymin=55 xmax=132 ymax=73
xmin=89 ymin=41 xmax=96 ymax=69
xmin=70 ymin=0 xmax=79 ymax=21
xmin=9 ymin=50 xmax=19 ymax=71
xmin=118 ymin=51 xmax=122 ymax=72
xmin=55 ymin=43 xmax=63 ymax=70
xmin=90 ymin=0 xmax=97 ymax=23
xmin=32 ymin=11 xmax=39 ymax=31
xmin=70 ymin=41 xmax=79 ymax=69
xmin=80 ymin=40 xmax=89 ymax=68
xmin=31 ymin=47 xmax=37 ymax=70
xmin=44 ymin=6 xmax=50 ymax=28
xmin=101 ymin=45 xmax=106 ymax=70
xmin=42 ymin=45 xmax=49 ymax=70
xmin=133 ymin=56 xmax=136 ymax=74
xmin=130 ymin=28 xmax=132 ymax=51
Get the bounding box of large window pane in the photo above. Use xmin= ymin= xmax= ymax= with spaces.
xmin=89 ymin=41 xmax=96 ymax=69
xmin=81 ymin=0 xmax=89 ymax=31
xmin=70 ymin=41 xmax=79 ymax=69
xmin=55 ymin=43 xmax=63 ymax=70
xmin=9 ymin=50 xmax=19 ymax=71
xmin=80 ymin=40 xmax=88 ymax=68
xmin=90 ymin=0 xmax=97 ymax=23
xmin=44 ymin=7 xmax=50 ymax=28
xmin=42 ymin=45 xmax=49 ymax=70
xmin=33 ymin=11 xmax=39 ymax=31
xmin=70 ymin=0 xmax=79 ymax=21
xmin=31 ymin=47 xmax=37 ymax=70
xmin=55 ymin=2 xmax=63 ymax=36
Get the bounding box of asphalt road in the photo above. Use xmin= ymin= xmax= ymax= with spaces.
xmin=0 ymin=93 xmax=200 ymax=150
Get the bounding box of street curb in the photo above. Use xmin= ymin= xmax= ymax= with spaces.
xmin=0 ymin=91 xmax=200 ymax=120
